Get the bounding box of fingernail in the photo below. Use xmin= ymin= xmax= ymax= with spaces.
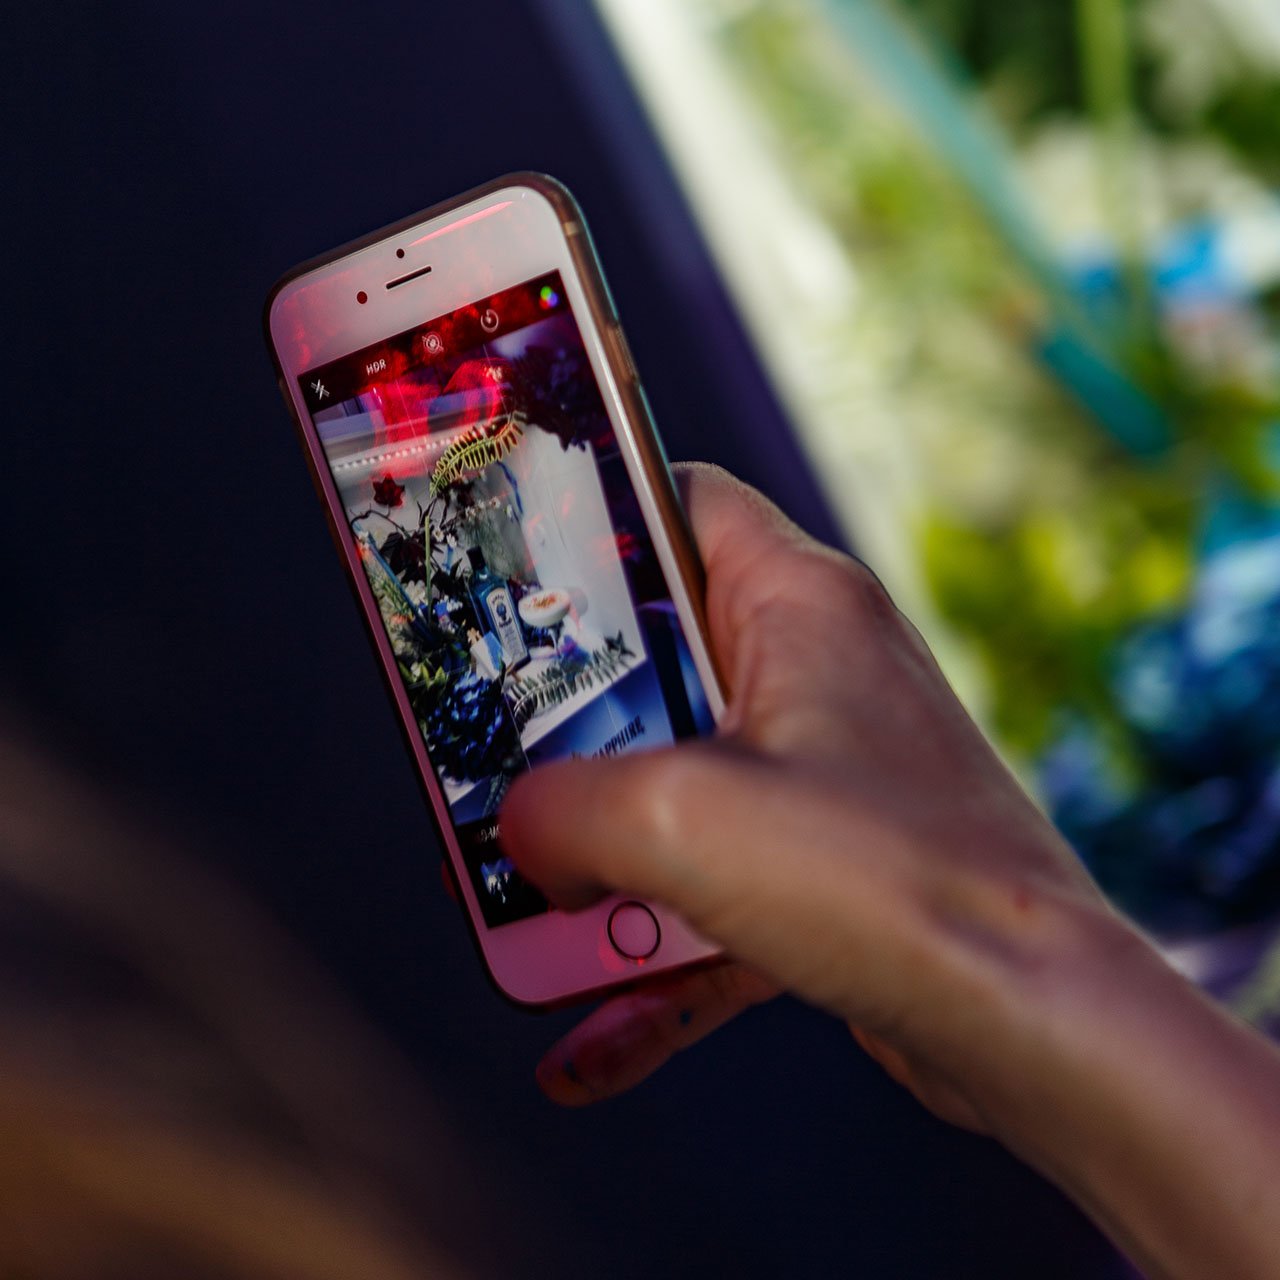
xmin=536 ymin=1053 xmax=586 ymax=1099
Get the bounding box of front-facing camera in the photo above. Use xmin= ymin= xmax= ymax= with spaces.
xmin=356 ymin=290 xmax=368 ymax=305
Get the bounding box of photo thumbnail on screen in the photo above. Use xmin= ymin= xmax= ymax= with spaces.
xmin=302 ymin=273 xmax=713 ymax=925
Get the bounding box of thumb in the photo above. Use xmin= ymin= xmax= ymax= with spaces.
xmin=499 ymin=741 xmax=905 ymax=1026
xmin=499 ymin=741 xmax=773 ymax=921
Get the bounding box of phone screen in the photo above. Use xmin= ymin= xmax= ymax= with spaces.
xmin=299 ymin=272 xmax=715 ymax=927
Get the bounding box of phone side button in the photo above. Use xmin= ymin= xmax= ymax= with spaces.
xmin=607 ymin=322 xmax=639 ymax=383
xmin=607 ymin=901 xmax=660 ymax=961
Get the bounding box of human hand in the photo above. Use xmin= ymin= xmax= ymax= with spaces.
xmin=501 ymin=465 xmax=1280 ymax=1280
xmin=501 ymin=462 xmax=1112 ymax=1128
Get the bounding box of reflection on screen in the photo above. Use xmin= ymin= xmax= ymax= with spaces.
xmin=302 ymin=273 xmax=713 ymax=925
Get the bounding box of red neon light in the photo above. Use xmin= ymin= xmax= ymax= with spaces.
xmin=411 ymin=201 xmax=513 ymax=245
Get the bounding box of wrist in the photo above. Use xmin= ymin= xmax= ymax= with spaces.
xmin=963 ymin=896 xmax=1280 ymax=1279
xmin=961 ymin=893 xmax=1158 ymax=1148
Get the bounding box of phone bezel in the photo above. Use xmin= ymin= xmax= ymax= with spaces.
xmin=265 ymin=174 xmax=725 ymax=1007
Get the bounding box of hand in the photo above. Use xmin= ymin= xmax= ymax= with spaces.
xmin=502 ymin=465 xmax=1280 ymax=1280
xmin=503 ymin=462 xmax=1109 ymax=1126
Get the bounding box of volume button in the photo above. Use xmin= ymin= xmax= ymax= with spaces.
xmin=608 ymin=322 xmax=639 ymax=383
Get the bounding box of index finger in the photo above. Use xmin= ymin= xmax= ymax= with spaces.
xmin=672 ymin=463 xmax=911 ymax=758
xmin=672 ymin=463 xmax=827 ymax=708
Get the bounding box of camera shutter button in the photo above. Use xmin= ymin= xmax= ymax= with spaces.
xmin=607 ymin=902 xmax=660 ymax=960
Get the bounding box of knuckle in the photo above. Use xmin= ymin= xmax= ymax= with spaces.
xmin=781 ymin=547 xmax=900 ymax=634
xmin=835 ymin=555 xmax=898 ymax=627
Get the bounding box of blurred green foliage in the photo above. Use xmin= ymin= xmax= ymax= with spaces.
xmin=712 ymin=0 xmax=1280 ymax=760
xmin=903 ymin=0 xmax=1280 ymax=180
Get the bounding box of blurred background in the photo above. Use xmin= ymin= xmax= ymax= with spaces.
xmin=591 ymin=0 xmax=1280 ymax=1019
xmin=6 ymin=0 xmax=1279 ymax=1275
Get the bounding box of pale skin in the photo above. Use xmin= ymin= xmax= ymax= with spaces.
xmin=500 ymin=464 xmax=1280 ymax=1280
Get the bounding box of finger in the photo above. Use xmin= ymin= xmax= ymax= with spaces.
xmin=673 ymin=462 xmax=814 ymax=570
xmin=535 ymin=962 xmax=778 ymax=1106
xmin=501 ymin=743 xmax=910 ymax=1023
xmin=671 ymin=463 xmax=825 ymax=675
xmin=500 ymin=743 xmax=761 ymax=920
xmin=671 ymin=464 xmax=912 ymax=755
xmin=850 ymin=1026 xmax=988 ymax=1133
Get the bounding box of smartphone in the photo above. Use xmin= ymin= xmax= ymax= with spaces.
xmin=265 ymin=174 xmax=724 ymax=1006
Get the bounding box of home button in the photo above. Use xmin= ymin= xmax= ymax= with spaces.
xmin=607 ymin=901 xmax=660 ymax=961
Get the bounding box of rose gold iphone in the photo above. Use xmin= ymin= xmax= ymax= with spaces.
xmin=265 ymin=174 xmax=724 ymax=1006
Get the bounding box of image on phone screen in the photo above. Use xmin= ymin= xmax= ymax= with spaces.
xmin=299 ymin=273 xmax=714 ymax=926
